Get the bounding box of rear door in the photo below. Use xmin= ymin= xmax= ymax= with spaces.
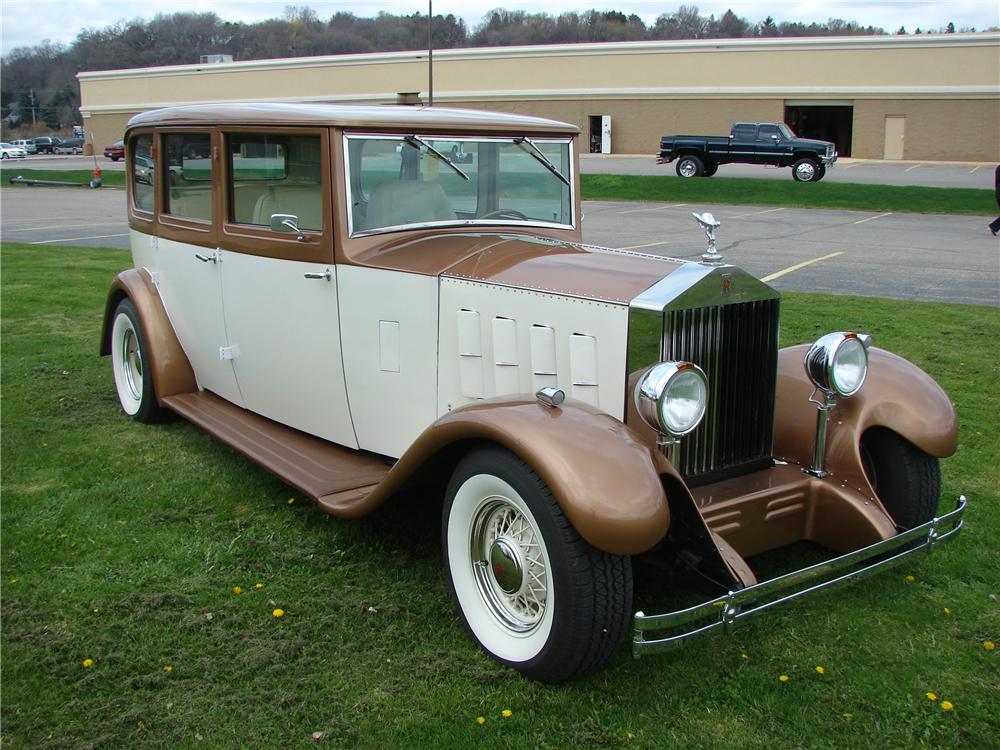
xmin=217 ymin=128 xmax=357 ymax=448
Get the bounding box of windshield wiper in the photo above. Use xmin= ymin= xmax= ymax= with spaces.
xmin=513 ymin=137 xmax=570 ymax=187
xmin=404 ymin=135 xmax=470 ymax=181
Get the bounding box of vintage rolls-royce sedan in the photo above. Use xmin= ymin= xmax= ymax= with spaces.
xmin=101 ymin=103 xmax=964 ymax=683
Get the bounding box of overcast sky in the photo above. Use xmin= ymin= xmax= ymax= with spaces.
xmin=2 ymin=1 xmax=998 ymax=55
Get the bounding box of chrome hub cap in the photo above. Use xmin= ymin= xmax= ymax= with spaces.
xmin=121 ymin=328 xmax=143 ymax=401
xmin=796 ymin=162 xmax=816 ymax=180
xmin=471 ymin=498 xmax=547 ymax=632
xmin=679 ymin=160 xmax=697 ymax=177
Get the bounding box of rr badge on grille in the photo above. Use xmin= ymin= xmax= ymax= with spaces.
xmin=721 ymin=274 xmax=732 ymax=296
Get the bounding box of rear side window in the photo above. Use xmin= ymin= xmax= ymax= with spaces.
xmin=227 ymin=134 xmax=323 ymax=231
xmin=163 ymin=133 xmax=213 ymax=222
xmin=131 ymin=134 xmax=154 ymax=213
xmin=732 ymin=124 xmax=756 ymax=140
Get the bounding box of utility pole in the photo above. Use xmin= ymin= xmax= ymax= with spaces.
xmin=428 ymin=0 xmax=433 ymax=106
xmin=30 ymin=89 xmax=37 ymax=126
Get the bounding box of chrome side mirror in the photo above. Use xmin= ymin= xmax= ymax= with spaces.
xmin=270 ymin=213 xmax=305 ymax=241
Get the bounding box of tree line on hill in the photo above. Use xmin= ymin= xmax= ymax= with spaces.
xmin=0 ymin=5 xmax=983 ymax=132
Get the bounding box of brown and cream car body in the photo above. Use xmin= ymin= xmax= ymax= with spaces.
xmin=101 ymin=103 xmax=965 ymax=683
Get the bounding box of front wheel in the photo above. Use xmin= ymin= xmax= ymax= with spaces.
xmin=110 ymin=298 xmax=167 ymax=423
xmin=675 ymin=155 xmax=704 ymax=178
xmin=861 ymin=428 xmax=940 ymax=529
xmin=442 ymin=447 xmax=632 ymax=683
xmin=792 ymin=158 xmax=821 ymax=182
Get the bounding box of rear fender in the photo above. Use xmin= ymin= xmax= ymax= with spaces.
xmin=100 ymin=269 xmax=196 ymax=404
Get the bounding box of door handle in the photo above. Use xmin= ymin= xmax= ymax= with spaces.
xmin=304 ymin=268 xmax=332 ymax=280
xmin=195 ymin=252 xmax=218 ymax=263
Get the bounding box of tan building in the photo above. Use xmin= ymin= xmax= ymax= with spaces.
xmin=79 ymin=33 xmax=1000 ymax=162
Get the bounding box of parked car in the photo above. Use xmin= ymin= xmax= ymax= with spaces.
xmin=100 ymin=103 xmax=964 ymax=683
xmin=104 ymin=140 xmax=125 ymax=161
xmin=658 ymin=122 xmax=837 ymax=182
xmin=11 ymin=139 xmax=36 ymax=154
xmin=32 ymin=136 xmax=61 ymax=154
xmin=0 ymin=142 xmax=27 ymax=159
xmin=55 ymin=137 xmax=84 ymax=154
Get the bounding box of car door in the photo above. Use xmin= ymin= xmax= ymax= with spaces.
xmin=150 ymin=129 xmax=246 ymax=407
xmin=728 ymin=123 xmax=758 ymax=163
xmin=216 ymin=128 xmax=358 ymax=448
xmin=755 ymin=123 xmax=790 ymax=165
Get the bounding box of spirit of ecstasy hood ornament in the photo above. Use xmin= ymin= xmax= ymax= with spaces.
xmin=692 ymin=212 xmax=723 ymax=265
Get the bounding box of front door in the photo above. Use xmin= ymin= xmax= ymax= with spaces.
xmin=884 ymin=116 xmax=905 ymax=160
xmin=216 ymin=129 xmax=358 ymax=448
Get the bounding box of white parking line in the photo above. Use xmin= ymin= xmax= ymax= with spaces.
xmin=731 ymin=207 xmax=787 ymax=218
xmin=616 ymin=203 xmax=688 ymax=214
xmin=29 ymin=233 xmax=129 ymax=245
xmin=853 ymin=212 xmax=893 ymax=225
xmin=969 ymin=166 xmax=981 ymax=174
xmin=761 ymin=252 xmax=843 ymax=283
xmin=615 ymin=240 xmax=671 ymax=251
xmin=905 ymin=164 xmax=923 ymax=172
xmin=4 ymin=221 xmax=125 ymax=233
xmin=840 ymin=162 xmax=860 ymax=169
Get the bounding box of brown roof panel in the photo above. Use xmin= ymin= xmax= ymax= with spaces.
xmin=126 ymin=102 xmax=579 ymax=134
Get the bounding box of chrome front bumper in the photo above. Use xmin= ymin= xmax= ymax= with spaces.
xmin=633 ymin=495 xmax=967 ymax=656
xmin=822 ymin=151 xmax=838 ymax=167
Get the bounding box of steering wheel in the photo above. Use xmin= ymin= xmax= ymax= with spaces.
xmin=480 ymin=209 xmax=528 ymax=220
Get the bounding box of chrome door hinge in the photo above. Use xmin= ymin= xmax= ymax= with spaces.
xmin=219 ymin=344 xmax=241 ymax=361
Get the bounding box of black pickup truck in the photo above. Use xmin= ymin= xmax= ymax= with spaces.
xmin=658 ymin=122 xmax=837 ymax=182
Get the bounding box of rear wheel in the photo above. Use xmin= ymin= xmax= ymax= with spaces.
xmin=675 ymin=155 xmax=704 ymax=178
xmin=702 ymin=161 xmax=718 ymax=177
xmin=442 ymin=447 xmax=632 ymax=683
xmin=111 ymin=298 xmax=167 ymax=423
xmin=861 ymin=428 xmax=940 ymax=529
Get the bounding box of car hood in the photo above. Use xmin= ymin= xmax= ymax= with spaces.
xmin=793 ymin=137 xmax=834 ymax=150
xmin=355 ymin=232 xmax=688 ymax=305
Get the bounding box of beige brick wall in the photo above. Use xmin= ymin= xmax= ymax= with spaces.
xmin=853 ymin=99 xmax=1000 ymax=161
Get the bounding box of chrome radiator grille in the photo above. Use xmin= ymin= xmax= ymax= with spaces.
xmin=663 ymin=298 xmax=780 ymax=484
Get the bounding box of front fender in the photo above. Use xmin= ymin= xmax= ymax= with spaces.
xmin=341 ymin=396 xmax=672 ymax=556
xmin=100 ymin=269 xmax=196 ymax=404
xmin=774 ymin=345 xmax=957 ymax=499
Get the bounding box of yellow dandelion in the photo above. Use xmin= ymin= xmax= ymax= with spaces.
xmin=272 ymin=608 xmax=285 ymax=618
xmin=943 ymin=607 xmax=952 ymax=615
xmin=255 ymin=583 xmax=264 ymax=589
xmin=501 ymin=709 xmax=512 ymax=718
xmin=9 ymin=578 xmax=17 ymax=584
xmin=741 ymin=653 xmax=749 ymax=661
xmin=475 ymin=716 xmax=486 ymax=725
xmin=984 ymin=641 xmax=996 ymax=651
xmin=58 ymin=533 xmax=68 ymax=539
xmin=905 ymin=575 xmax=915 ymax=583
xmin=841 ymin=713 xmax=853 ymax=719
xmin=82 ymin=658 xmax=94 ymax=668
xmin=92 ymin=608 xmax=100 ymax=614
xmin=941 ymin=701 xmax=954 ymax=712
xmin=287 ymin=498 xmax=296 ymax=505
xmin=926 ymin=692 xmax=938 ymax=702
xmin=779 ymin=674 xmax=789 ymax=683
xmin=163 ymin=665 xmax=173 ymax=672
xmin=815 ymin=666 xmax=825 ymax=675
xmin=627 ymin=732 xmax=635 ymax=742
xmin=232 ymin=586 xmax=242 ymax=595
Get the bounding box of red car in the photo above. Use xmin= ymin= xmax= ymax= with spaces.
xmin=104 ymin=140 xmax=124 ymax=161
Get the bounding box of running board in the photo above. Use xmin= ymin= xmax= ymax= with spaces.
xmin=162 ymin=392 xmax=391 ymax=513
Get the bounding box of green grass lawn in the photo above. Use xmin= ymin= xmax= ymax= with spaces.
xmin=2 ymin=242 xmax=997 ymax=749
xmin=581 ymin=174 xmax=995 ymax=215
xmin=1 ymin=167 xmax=126 ymax=188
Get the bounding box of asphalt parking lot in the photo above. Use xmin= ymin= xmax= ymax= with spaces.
xmin=1 ymin=185 xmax=997 ymax=307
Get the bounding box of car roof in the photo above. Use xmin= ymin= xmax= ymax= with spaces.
xmin=126 ymin=102 xmax=579 ymax=135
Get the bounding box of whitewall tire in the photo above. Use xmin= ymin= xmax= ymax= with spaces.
xmin=110 ymin=298 xmax=165 ymax=423
xmin=442 ymin=447 xmax=632 ymax=683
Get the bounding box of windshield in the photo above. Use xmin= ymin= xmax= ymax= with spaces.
xmin=345 ymin=134 xmax=574 ymax=235
xmin=778 ymin=124 xmax=795 ymax=139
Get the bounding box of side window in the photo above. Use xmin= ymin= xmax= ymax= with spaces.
xmin=163 ymin=133 xmax=213 ymax=222
xmin=228 ymin=134 xmax=323 ymax=231
xmin=131 ymin=134 xmax=154 ymax=212
xmin=758 ymin=125 xmax=781 ymax=140
xmin=733 ymin=124 xmax=756 ymax=140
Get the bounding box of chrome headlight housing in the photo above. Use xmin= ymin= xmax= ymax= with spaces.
xmin=804 ymin=332 xmax=871 ymax=397
xmin=635 ymin=361 xmax=709 ymax=437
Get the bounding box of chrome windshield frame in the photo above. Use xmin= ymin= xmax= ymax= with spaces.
xmin=342 ymin=132 xmax=577 ymax=238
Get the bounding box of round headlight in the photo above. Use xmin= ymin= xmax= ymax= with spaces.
xmin=635 ymin=362 xmax=709 ymax=437
xmin=804 ymin=332 xmax=871 ymax=397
